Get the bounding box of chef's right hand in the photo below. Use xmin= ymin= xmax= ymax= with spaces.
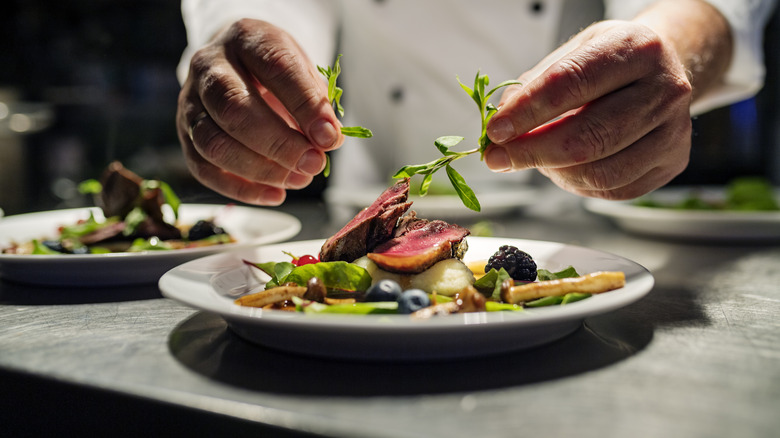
xmin=176 ymin=19 xmax=343 ymax=205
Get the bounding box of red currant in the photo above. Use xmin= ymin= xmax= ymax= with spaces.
xmin=295 ymin=254 xmax=319 ymax=266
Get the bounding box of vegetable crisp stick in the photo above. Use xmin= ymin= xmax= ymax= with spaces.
xmin=501 ymin=271 xmax=626 ymax=304
xmin=235 ymin=285 xmax=307 ymax=308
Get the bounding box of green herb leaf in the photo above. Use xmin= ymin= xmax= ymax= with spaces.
xmin=435 ymin=136 xmax=464 ymax=155
xmin=123 ymin=207 xmax=147 ymax=236
xmin=157 ymin=181 xmax=181 ymax=219
xmin=419 ymin=172 xmax=434 ymax=197
xmin=393 ymin=70 xmax=521 ymax=211
xmin=340 ymin=126 xmax=373 ymax=138
xmin=445 ymin=164 xmax=480 ymax=212
xmin=78 ymin=179 xmax=102 ymax=195
xmin=323 ymin=155 xmax=331 ymax=178
xmin=140 ymin=179 xmax=181 ymax=219
xmin=317 ymin=54 xmax=373 ymax=175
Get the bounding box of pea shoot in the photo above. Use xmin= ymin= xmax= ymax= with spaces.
xmin=393 ymin=72 xmax=521 ymax=212
xmin=318 ymin=55 xmax=373 ymax=177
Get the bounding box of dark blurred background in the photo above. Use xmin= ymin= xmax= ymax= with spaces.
xmin=0 ymin=1 xmax=777 ymax=216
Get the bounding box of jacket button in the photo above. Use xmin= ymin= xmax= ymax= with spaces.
xmin=390 ymin=86 xmax=404 ymax=103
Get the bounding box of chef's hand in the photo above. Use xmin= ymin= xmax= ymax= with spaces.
xmin=177 ymin=19 xmax=343 ymax=205
xmin=485 ymin=1 xmax=732 ymax=200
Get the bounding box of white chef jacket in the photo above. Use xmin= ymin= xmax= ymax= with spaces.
xmin=178 ymin=0 xmax=776 ymax=189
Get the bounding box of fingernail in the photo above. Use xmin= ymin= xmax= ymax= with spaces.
xmin=487 ymin=117 xmax=516 ymax=144
xmin=485 ymin=147 xmax=511 ymax=172
xmin=296 ymin=149 xmax=324 ymax=175
xmin=285 ymin=171 xmax=310 ymax=189
xmin=311 ymin=119 xmax=338 ymax=148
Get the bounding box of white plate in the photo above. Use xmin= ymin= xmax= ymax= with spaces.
xmin=584 ymin=186 xmax=780 ymax=242
xmin=159 ymin=237 xmax=654 ymax=360
xmin=0 ymin=204 xmax=301 ymax=286
xmin=324 ymin=184 xmax=538 ymax=219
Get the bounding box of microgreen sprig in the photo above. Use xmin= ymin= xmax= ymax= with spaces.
xmin=318 ymin=55 xmax=373 ymax=138
xmin=393 ymin=71 xmax=520 ymax=212
xmin=317 ymin=55 xmax=373 ymax=177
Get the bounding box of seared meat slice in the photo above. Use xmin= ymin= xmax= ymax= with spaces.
xmin=320 ymin=179 xmax=412 ymax=262
xmin=94 ymin=161 xmax=182 ymax=241
xmin=133 ymin=216 xmax=182 ymax=241
xmin=366 ymin=219 xmax=470 ymax=274
xmin=97 ymin=161 xmax=144 ymax=219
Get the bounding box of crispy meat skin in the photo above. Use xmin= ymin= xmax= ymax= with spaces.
xmin=367 ymin=219 xmax=470 ymax=274
xmin=319 ymin=179 xmax=411 ymax=262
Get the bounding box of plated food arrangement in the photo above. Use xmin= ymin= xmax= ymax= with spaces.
xmin=0 ymin=162 xmax=301 ymax=285
xmin=160 ymin=179 xmax=654 ymax=359
xmin=2 ymin=162 xmax=234 ymax=255
xmin=584 ymin=177 xmax=780 ymax=241
xmin=236 ymin=179 xmax=625 ymax=317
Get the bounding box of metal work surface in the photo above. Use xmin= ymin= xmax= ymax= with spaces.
xmin=1 ymin=188 xmax=779 ymax=437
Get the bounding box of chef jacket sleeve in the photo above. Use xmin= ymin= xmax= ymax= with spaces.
xmin=604 ymin=0 xmax=778 ymax=115
xmin=177 ymin=0 xmax=339 ymax=84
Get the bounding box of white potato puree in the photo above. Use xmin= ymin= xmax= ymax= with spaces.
xmin=352 ymin=256 xmax=475 ymax=297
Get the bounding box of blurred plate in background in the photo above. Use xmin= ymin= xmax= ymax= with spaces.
xmin=584 ymin=186 xmax=780 ymax=242
xmin=0 ymin=204 xmax=301 ymax=286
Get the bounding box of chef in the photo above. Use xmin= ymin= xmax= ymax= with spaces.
xmin=176 ymin=0 xmax=776 ymax=205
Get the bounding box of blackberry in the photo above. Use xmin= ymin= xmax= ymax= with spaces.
xmin=485 ymin=245 xmax=537 ymax=281
xmin=187 ymin=220 xmax=225 ymax=241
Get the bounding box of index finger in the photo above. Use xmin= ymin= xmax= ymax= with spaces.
xmin=487 ymin=24 xmax=663 ymax=144
xmin=229 ymin=20 xmax=342 ymax=150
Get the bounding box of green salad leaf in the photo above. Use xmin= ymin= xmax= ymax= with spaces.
xmin=474 ymin=267 xmax=512 ymax=300
xmin=247 ymin=260 xmax=372 ymax=292
xmin=31 ymin=240 xmax=61 ymax=255
xmin=59 ymin=213 xmax=119 ymax=240
xmin=285 ymin=261 xmax=372 ymax=292
xmin=537 ymin=266 xmax=580 ymax=281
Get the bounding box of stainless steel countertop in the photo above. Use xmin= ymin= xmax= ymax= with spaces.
xmin=2 ymin=187 xmax=779 ymax=437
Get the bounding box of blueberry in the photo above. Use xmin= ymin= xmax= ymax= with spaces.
xmin=396 ymin=289 xmax=431 ymax=314
xmin=365 ymin=279 xmax=403 ymax=302
xmin=71 ymin=246 xmax=90 ymax=254
xmin=42 ymin=240 xmax=64 ymax=253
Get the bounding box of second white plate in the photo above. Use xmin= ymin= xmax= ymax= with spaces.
xmin=0 ymin=204 xmax=301 ymax=286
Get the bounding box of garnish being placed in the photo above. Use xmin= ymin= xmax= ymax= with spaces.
xmin=318 ymin=54 xmax=373 ymax=177
xmin=393 ymin=71 xmax=521 ymax=212
xmin=1 ymin=161 xmax=234 ymax=255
